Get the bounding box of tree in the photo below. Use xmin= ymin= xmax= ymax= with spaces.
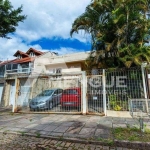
xmin=0 ymin=0 xmax=26 ymax=38
xmin=71 ymin=0 xmax=150 ymax=69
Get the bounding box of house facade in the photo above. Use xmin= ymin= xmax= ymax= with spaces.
xmin=0 ymin=48 xmax=55 ymax=107
xmin=34 ymin=51 xmax=90 ymax=74
xmin=0 ymin=49 xmax=90 ymax=108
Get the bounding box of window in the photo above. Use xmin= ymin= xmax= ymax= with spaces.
xmin=12 ymin=64 xmax=17 ymax=70
xmin=58 ymin=89 xmax=63 ymax=94
xmin=17 ymin=55 xmax=22 ymax=59
xmin=30 ymin=52 xmax=35 ymax=57
xmin=53 ymin=89 xmax=63 ymax=95
xmin=6 ymin=64 xmax=11 ymax=70
xmin=49 ymin=68 xmax=62 ymax=74
xmin=37 ymin=90 xmax=54 ymax=96
xmin=63 ymin=89 xmax=78 ymax=95
xmin=56 ymin=68 xmax=61 ymax=73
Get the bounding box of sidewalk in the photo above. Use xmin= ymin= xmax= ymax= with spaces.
xmin=0 ymin=113 xmax=150 ymax=149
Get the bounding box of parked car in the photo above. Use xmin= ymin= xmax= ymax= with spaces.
xmin=60 ymin=88 xmax=81 ymax=109
xmin=29 ymin=88 xmax=63 ymax=111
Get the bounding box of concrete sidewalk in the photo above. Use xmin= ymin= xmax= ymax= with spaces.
xmin=0 ymin=113 xmax=150 ymax=141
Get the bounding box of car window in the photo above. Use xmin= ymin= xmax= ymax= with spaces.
xmin=58 ymin=89 xmax=63 ymax=94
xmin=54 ymin=90 xmax=59 ymax=95
xmin=63 ymin=89 xmax=78 ymax=94
xmin=54 ymin=89 xmax=63 ymax=95
xmin=38 ymin=90 xmax=54 ymax=96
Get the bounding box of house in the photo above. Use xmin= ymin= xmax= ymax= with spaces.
xmin=0 ymin=48 xmax=55 ymax=107
xmin=34 ymin=51 xmax=90 ymax=74
xmin=0 ymin=49 xmax=90 ymax=108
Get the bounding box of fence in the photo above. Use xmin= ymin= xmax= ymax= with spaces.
xmin=105 ymin=67 xmax=144 ymax=111
xmin=16 ymin=73 xmax=83 ymax=114
xmin=13 ymin=67 xmax=147 ymax=115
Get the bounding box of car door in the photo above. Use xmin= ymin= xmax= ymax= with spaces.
xmin=52 ymin=90 xmax=59 ymax=105
xmin=57 ymin=89 xmax=63 ymax=104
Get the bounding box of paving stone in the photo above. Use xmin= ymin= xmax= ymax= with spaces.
xmin=37 ymin=130 xmax=49 ymax=135
xmin=24 ymin=124 xmax=38 ymax=129
xmin=66 ymin=126 xmax=82 ymax=134
xmin=28 ymin=129 xmax=38 ymax=133
xmin=63 ymin=133 xmax=78 ymax=138
xmin=43 ymin=125 xmax=58 ymax=131
xmin=33 ymin=124 xmax=48 ymax=130
xmin=85 ymin=122 xmax=98 ymax=128
xmin=79 ymin=127 xmax=95 ymax=135
xmin=54 ymin=126 xmax=69 ymax=133
xmin=49 ymin=132 xmax=64 ymax=137
xmin=61 ymin=122 xmax=75 ymax=127
xmin=15 ymin=123 xmax=30 ymax=128
xmin=113 ymin=124 xmax=127 ymax=128
xmin=95 ymin=129 xmax=110 ymax=135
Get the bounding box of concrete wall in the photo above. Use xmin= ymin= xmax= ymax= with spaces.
xmin=33 ymin=51 xmax=89 ymax=74
xmin=33 ymin=52 xmax=55 ymax=74
xmin=1 ymin=80 xmax=12 ymax=106
xmin=31 ymin=76 xmax=81 ymax=98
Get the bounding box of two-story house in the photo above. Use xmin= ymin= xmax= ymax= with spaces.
xmin=0 ymin=48 xmax=56 ymax=107
xmin=0 ymin=48 xmax=90 ymax=110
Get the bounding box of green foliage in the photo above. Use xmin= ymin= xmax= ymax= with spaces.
xmin=0 ymin=0 xmax=26 ymax=38
xmin=71 ymin=0 xmax=150 ymax=69
xmin=109 ymin=94 xmax=128 ymax=111
xmin=113 ymin=127 xmax=150 ymax=142
xmin=36 ymin=132 xmax=41 ymax=138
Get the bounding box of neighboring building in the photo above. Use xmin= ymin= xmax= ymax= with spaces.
xmin=34 ymin=51 xmax=90 ymax=74
xmin=0 ymin=48 xmax=55 ymax=107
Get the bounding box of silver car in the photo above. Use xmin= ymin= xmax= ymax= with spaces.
xmin=29 ymin=88 xmax=63 ymax=111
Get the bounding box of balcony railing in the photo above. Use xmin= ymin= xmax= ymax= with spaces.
xmin=6 ymin=68 xmax=33 ymax=75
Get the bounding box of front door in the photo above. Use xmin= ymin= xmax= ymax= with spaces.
xmin=9 ymin=81 xmax=15 ymax=105
xmin=17 ymin=79 xmax=31 ymax=107
xmin=0 ymin=83 xmax=4 ymax=104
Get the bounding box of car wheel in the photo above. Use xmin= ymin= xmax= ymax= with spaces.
xmin=49 ymin=102 xmax=53 ymax=109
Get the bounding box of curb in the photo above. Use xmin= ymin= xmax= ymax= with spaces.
xmin=1 ymin=130 xmax=150 ymax=149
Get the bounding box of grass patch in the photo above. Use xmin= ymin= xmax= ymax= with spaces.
xmin=18 ymin=131 xmax=26 ymax=136
xmin=36 ymin=132 xmax=41 ymax=138
xmin=113 ymin=127 xmax=150 ymax=142
xmin=97 ymin=138 xmax=114 ymax=146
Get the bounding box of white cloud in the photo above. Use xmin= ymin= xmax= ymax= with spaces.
xmin=0 ymin=0 xmax=91 ymax=59
xmin=49 ymin=47 xmax=85 ymax=55
xmin=10 ymin=0 xmax=91 ymax=42
xmin=0 ymin=37 xmax=41 ymax=60
xmin=0 ymin=36 xmax=85 ymax=61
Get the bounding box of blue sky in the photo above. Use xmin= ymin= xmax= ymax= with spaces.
xmin=30 ymin=37 xmax=91 ymax=54
xmin=0 ymin=0 xmax=91 ymax=60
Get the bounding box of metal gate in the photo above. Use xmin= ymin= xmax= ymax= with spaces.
xmin=86 ymin=69 xmax=105 ymax=115
xmin=17 ymin=73 xmax=83 ymax=114
xmin=17 ymin=79 xmax=32 ymax=107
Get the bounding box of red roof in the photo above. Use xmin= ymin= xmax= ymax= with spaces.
xmin=26 ymin=48 xmax=44 ymax=55
xmin=0 ymin=59 xmax=17 ymax=66
xmin=0 ymin=48 xmax=44 ymax=66
xmin=12 ymin=57 xmax=35 ymax=64
xmin=0 ymin=57 xmax=35 ymax=66
xmin=13 ymin=50 xmax=29 ymax=57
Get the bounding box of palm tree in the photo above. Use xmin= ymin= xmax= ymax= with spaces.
xmin=71 ymin=0 xmax=150 ymax=69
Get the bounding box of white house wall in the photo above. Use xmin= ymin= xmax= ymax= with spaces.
xmin=33 ymin=51 xmax=89 ymax=74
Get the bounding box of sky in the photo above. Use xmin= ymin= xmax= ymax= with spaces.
xmin=0 ymin=0 xmax=91 ymax=61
